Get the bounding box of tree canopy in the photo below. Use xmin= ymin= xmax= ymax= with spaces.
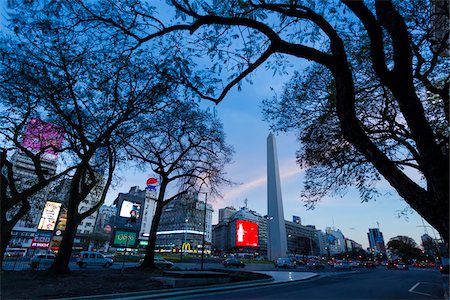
xmin=70 ymin=0 xmax=448 ymax=243
xmin=387 ymin=235 xmax=421 ymax=262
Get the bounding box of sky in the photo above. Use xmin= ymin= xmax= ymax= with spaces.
xmin=106 ymin=60 xmax=439 ymax=250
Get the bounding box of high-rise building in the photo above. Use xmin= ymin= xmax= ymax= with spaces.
xmin=367 ymin=228 xmax=386 ymax=253
xmin=156 ymin=192 xmax=213 ymax=253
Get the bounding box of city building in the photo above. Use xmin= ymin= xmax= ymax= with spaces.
xmin=367 ymin=228 xmax=386 ymax=254
xmin=111 ymin=186 xmax=146 ymax=250
xmin=218 ymin=206 xmax=237 ymax=223
xmin=212 ymin=207 xmax=327 ymax=259
xmin=325 ymin=227 xmax=346 ymax=255
xmin=8 ymin=152 xmax=59 ymax=254
xmin=286 ymin=221 xmax=322 ymax=256
xmin=156 ymin=192 xmax=213 ymax=253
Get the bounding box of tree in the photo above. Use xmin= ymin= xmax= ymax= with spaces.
xmin=0 ymin=4 xmax=174 ymax=274
xmin=72 ymin=0 xmax=448 ymax=243
xmin=126 ymin=101 xmax=233 ymax=269
xmin=0 ymin=119 xmax=72 ymax=267
xmin=387 ymin=235 xmax=421 ymax=262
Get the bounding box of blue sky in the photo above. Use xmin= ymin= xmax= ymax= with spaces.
xmin=108 ymin=61 xmax=438 ymax=250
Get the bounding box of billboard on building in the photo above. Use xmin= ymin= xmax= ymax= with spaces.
xmin=21 ymin=117 xmax=65 ymax=160
xmin=236 ymin=220 xmax=258 ymax=247
xmin=30 ymin=231 xmax=53 ymax=249
xmin=38 ymin=201 xmax=62 ymax=231
xmin=119 ymin=200 xmax=141 ymax=220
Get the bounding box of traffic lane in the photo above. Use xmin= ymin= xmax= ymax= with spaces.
xmin=174 ymin=268 xmax=445 ymax=299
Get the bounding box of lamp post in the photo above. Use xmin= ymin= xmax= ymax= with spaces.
xmin=264 ymin=215 xmax=273 ymax=260
xmin=199 ymin=192 xmax=208 ymax=271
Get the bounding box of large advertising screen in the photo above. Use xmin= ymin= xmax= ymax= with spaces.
xmin=21 ymin=117 xmax=65 ymax=160
xmin=236 ymin=220 xmax=258 ymax=247
xmin=119 ymin=200 xmax=141 ymax=220
xmin=38 ymin=201 xmax=62 ymax=231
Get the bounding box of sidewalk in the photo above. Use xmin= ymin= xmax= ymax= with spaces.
xmin=59 ymin=271 xmax=319 ymax=300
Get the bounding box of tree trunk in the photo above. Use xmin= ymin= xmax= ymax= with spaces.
xmin=0 ymin=222 xmax=13 ymax=270
xmin=140 ymin=200 xmax=164 ymax=269
xmin=48 ymin=203 xmax=79 ymax=274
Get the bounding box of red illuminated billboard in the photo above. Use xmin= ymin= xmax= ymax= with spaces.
xmin=236 ymin=220 xmax=258 ymax=247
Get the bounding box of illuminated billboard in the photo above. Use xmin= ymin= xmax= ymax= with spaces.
xmin=114 ymin=231 xmax=136 ymax=246
xmin=30 ymin=231 xmax=52 ymax=249
xmin=21 ymin=117 xmax=65 ymax=160
xmin=236 ymin=220 xmax=258 ymax=247
xmin=38 ymin=201 xmax=62 ymax=231
xmin=119 ymin=200 xmax=141 ymax=220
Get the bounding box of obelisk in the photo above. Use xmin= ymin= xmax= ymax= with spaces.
xmin=267 ymin=133 xmax=288 ymax=260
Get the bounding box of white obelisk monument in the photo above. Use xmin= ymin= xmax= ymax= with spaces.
xmin=267 ymin=133 xmax=288 ymax=260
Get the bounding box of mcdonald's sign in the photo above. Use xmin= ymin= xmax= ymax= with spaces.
xmin=181 ymin=243 xmax=191 ymax=251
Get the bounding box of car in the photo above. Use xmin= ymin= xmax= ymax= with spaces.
xmin=362 ymin=261 xmax=376 ymax=268
xmin=30 ymin=253 xmax=55 ymax=269
xmin=222 ymin=258 xmax=245 ymax=268
xmin=102 ymin=253 xmax=115 ymax=261
xmin=396 ymin=262 xmax=409 ymax=270
xmin=274 ymin=257 xmax=296 ymax=268
xmin=349 ymin=261 xmax=361 ymax=268
xmin=387 ymin=261 xmax=396 ymax=269
xmin=307 ymin=260 xmax=325 ymax=269
xmin=138 ymin=256 xmax=174 ymax=269
xmin=77 ymin=251 xmax=113 ymax=268
xmin=440 ymin=264 xmax=449 ymax=274
xmin=334 ymin=260 xmax=352 ymax=270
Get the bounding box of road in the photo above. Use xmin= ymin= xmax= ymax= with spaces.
xmin=172 ymin=268 xmax=446 ymax=299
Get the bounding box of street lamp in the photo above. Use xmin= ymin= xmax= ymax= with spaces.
xmin=198 ymin=191 xmax=208 ymax=271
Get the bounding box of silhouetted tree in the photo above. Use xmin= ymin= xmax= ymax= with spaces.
xmin=126 ymin=102 xmax=233 ymax=269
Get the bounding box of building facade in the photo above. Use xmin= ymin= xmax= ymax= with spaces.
xmin=367 ymin=228 xmax=386 ymax=254
xmin=156 ymin=192 xmax=213 ymax=253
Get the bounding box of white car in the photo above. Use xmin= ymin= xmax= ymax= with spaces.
xmin=77 ymin=251 xmax=113 ymax=268
xmin=274 ymin=257 xmax=296 ymax=268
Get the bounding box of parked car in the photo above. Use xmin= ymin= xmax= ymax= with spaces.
xmin=102 ymin=253 xmax=115 ymax=261
xmin=138 ymin=256 xmax=174 ymax=269
xmin=334 ymin=260 xmax=352 ymax=270
xmin=30 ymin=253 xmax=55 ymax=270
xmin=274 ymin=257 xmax=296 ymax=268
xmin=77 ymin=251 xmax=113 ymax=268
xmin=222 ymin=258 xmax=245 ymax=268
